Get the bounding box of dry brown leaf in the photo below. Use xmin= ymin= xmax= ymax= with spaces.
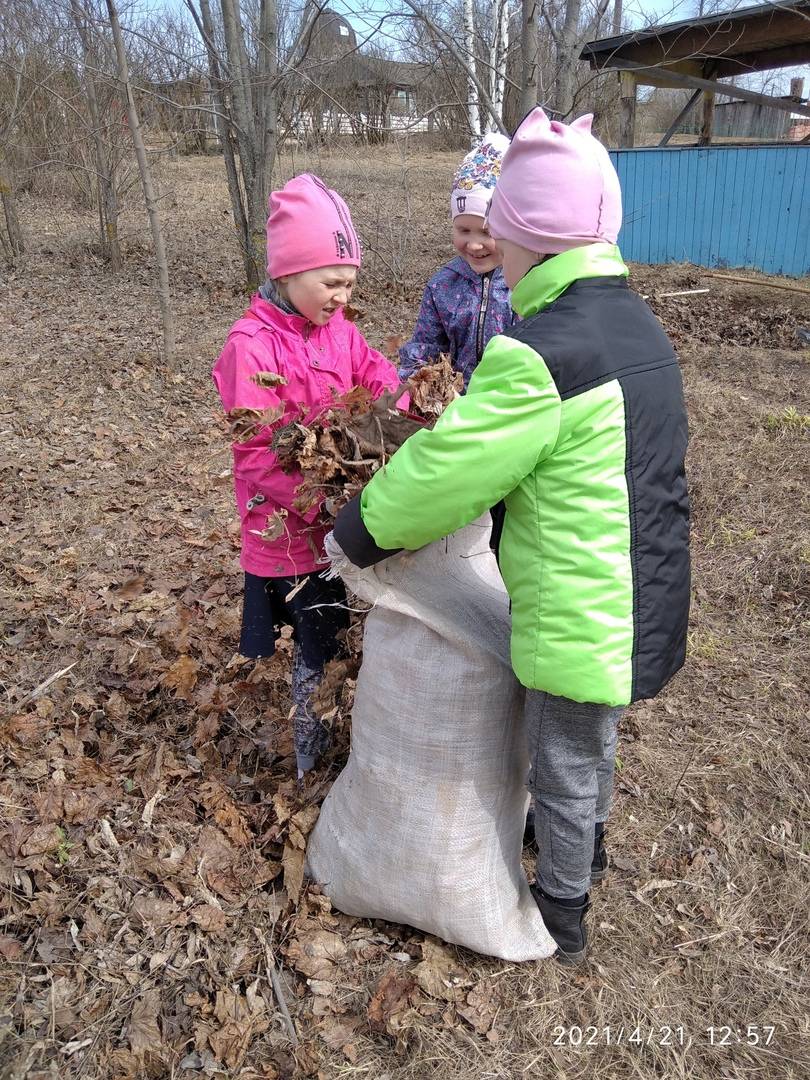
xmin=207 ymin=987 xmax=269 ymax=1066
xmin=412 ymin=939 xmax=470 ymax=1002
xmin=286 ymin=929 xmax=347 ymax=980
xmin=318 ymin=1015 xmax=362 ymax=1058
xmin=0 ymin=934 xmax=23 ymax=961
xmin=193 ymin=712 xmax=221 ymax=746
xmin=191 ymin=904 xmax=227 ymax=933
xmin=117 ymin=575 xmax=147 ymax=600
xmin=707 ymin=816 xmax=726 ymax=837
xmin=161 ymin=654 xmax=199 ymax=699
xmin=19 ymin=822 xmax=63 ymax=857
xmin=282 ymin=841 xmax=305 ymax=904
xmin=259 ymin=510 xmax=289 ymax=543
xmin=32 ymin=784 xmax=64 ymax=822
xmin=383 ymin=332 xmax=406 ymax=357
xmin=197 ymin=781 xmax=252 ymax=847
xmin=128 ymin=989 xmax=162 ymax=1056
xmin=225 ymin=404 xmax=285 ymax=442
xmin=251 ymin=370 xmax=288 ymax=388
xmin=105 ymin=690 xmax=131 ymax=722
xmin=131 ymin=894 xmax=183 ymax=929
xmin=208 ymin=1015 xmax=257 ymax=1068
xmin=291 ymin=804 xmax=320 ymax=839
xmin=367 ymin=969 xmax=418 ymax=1034
xmin=309 ymin=658 xmax=359 ymax=719
xmin=272 ymin=792 xmax=294 ymax=825
xmin=456 ymin=981 xmax=500 ymax=1038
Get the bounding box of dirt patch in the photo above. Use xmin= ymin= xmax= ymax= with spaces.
xmin=1 ymin=153 xmax=808 ymax=1079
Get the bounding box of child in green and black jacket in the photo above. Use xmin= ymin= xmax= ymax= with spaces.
xmin=333 ymin=109 xmax=690 ymax=964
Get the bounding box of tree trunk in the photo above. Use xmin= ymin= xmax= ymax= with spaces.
xmin=491 ymin=0 xmax=509 ymax=130
xmin=105 ymin=0 xmax=175 ymax=366
xmin=192 ymin=0 xmax=255 ymax=285
xmin=0 ymin=168 xmax=25 ymax=262
xmin=257 ymin=0 xmax=278 ymax=224
xmin=69 ymin=0 xmax=122 ymax=272
xmin=463 ymin=0 xmax=481 ymax=141
xmin=220 ymin=0 xmax=264 ymax=285
xmin=611 ymin=0 xmax=622 ymax=35
xmin=402 ymin=0 xmax=506 ymax=137
xmin=520 ymin=0 xmax=539 ymax=118
xmin=555 ymin=0 xmax=583 ymax=119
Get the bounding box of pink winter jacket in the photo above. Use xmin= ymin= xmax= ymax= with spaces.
xmin=213 ymin=295 xmax=400 ymax=577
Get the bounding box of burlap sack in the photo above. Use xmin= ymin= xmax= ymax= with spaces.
xmin=306 ymin=520 xmax=554 ymax=961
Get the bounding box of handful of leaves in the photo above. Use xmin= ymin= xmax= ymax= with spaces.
xmin=270 ymin=356 xmax=462 ymax=517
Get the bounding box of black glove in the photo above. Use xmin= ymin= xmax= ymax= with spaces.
xmin=332 ymin=494 xmax=402 ymax=569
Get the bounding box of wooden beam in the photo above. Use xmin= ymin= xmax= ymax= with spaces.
xmin=582 ymin=5 xmax=810 ymax=71
xmin=607 ymin=59 xmax=810 ymax=119
xmin=659 ymin=89 xmax=702 ymax=145
xmin=709 ymin=42 xmax=810 ymax=78
xmin=619 ymin=70 xmax=637 ymax=148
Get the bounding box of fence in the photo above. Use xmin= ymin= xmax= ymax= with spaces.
xmin=609 ymin=144 xmax=810 ymax=277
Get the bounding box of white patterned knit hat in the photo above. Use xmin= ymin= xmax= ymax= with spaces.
xmin=450 ymin=133 xmax=511 ymax=219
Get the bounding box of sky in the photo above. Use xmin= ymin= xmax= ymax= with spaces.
xmin=160 ymin=1 xmax=807 ymax=95
xmin=323 ymin=0 xmax=699 ymax=34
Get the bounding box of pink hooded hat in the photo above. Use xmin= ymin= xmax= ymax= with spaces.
xmin=487 ymin=109 xmax=622 ymax=256
xmin=266 ymin=173 xmax=361 ymax=279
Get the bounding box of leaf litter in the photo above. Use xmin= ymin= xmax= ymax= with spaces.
xmin=0 ymin=342 xmax=484 ymax=1077
xmin=2 ymin=153 xmax=808 ymax=1079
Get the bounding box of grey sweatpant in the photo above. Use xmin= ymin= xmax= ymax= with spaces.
xmin=525 ymin=690 xmax=623 ymax=899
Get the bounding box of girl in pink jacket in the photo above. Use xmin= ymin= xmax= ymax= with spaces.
xmin=213 ymin=174 xmax=399 ymax=778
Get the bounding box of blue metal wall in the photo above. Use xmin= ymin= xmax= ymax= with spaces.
xmin=609 ymin=145 xmax=810 ymax=278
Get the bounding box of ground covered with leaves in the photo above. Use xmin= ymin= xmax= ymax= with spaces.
xmin=1 ymin=150 xmax=809 ymax=1080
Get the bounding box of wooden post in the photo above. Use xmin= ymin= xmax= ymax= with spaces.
xmin=699 ymin=90 xmax=715 ymax=145
xmin=619 ymin=70 xmax=636 ymax=148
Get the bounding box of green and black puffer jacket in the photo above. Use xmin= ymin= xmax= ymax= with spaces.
xmin=334 ymin=243 xmax=690 ymax=706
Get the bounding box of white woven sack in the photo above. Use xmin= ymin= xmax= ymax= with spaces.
xmin=306 ymin=518 xmax=555 ymax=962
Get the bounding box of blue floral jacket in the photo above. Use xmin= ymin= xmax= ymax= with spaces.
xmin=399 ymin=257 xmax=513 ymax=388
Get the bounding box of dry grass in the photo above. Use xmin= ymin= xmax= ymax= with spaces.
xmin=0 ymin=151 xmax=808 ymax=1080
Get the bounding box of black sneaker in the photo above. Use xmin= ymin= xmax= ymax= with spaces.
xmin=532 ymin=886 xmax=590 ymax=965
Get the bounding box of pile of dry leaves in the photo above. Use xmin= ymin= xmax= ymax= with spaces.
xmin=228 ymin=356 xmax=462 ymax=527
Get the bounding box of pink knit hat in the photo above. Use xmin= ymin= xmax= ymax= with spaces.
xmin=266 ymin=173 xmax=361 ymax=278
xmin=487 ymin=109 xmax=622 ymax=255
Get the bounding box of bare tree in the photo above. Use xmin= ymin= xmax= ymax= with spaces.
xmin=463 ymin=0 xmax=482 ymax=137
xmin=543 ymin=0 xmax=611 ymax=118
xmin=611 ymin=0 xmax=622 ymax=36
xmin=520 ymin=0 xmax=539 ymax=117
xmin=185 ymin=0 xmax=284 ymax=286
xmin=105 ymin=0 xmax=175 ymax=365
xmin=69 ymin=0 xmax=122 ymax=271
xmin=400 ymin=0 xmax=508 ymax=135
xmin=0 ymin=68 xmax=26 ymax=262
xmin=487 ymin=0 xmax=510 ymax=131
